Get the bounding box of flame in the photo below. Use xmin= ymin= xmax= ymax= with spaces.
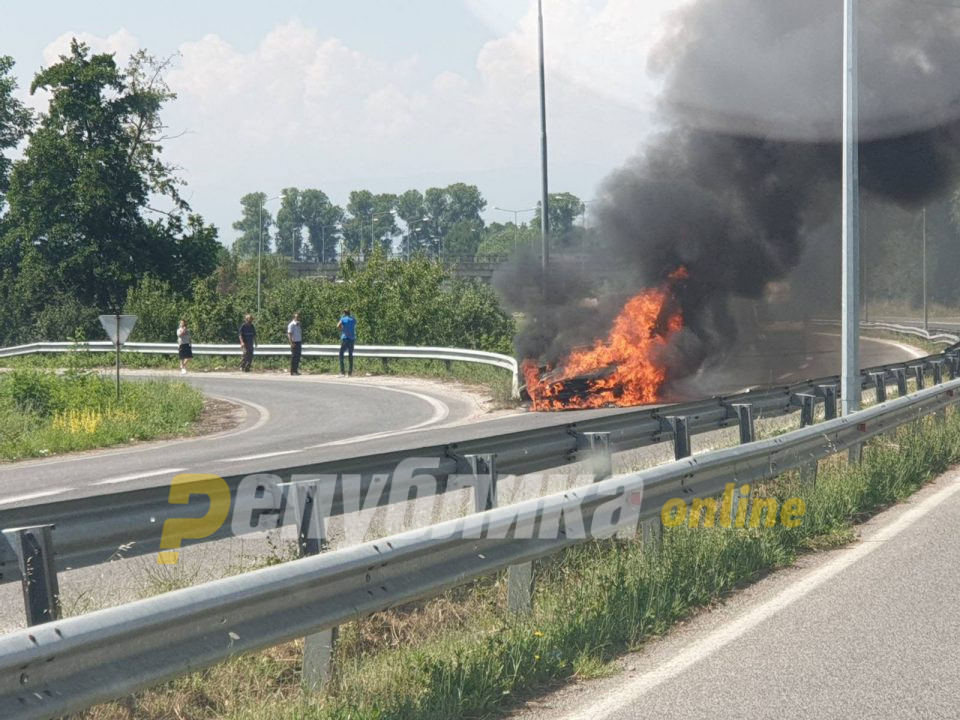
xmin=523 ymin=270 xmax=686 ymax=410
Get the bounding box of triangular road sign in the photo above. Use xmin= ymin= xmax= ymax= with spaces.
xmin=99 ymin=314 xmax=138 ymax=345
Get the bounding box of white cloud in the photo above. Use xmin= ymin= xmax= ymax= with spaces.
xmin=32 ymin=2 xmax=689 ymax=239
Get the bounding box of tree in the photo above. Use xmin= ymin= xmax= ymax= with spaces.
xmin=395 ymin=189 xmax=429 ymax=256
xmin=0 ymin=56 xmax=32 ymax=214
xmin=300 ymin=188 xmax=343 ymax=263
xmin=274 ymin=187 xmax=302 ymax=260
xmin=421 ymin=183 xmax=487 ymax=257
xmin=232 ymin=191 xmax=273 ymax=257
xmin=1 ymin=41 xmax=218 ymax=335
xmin=344 ymin=190 xmax=397 ymax=256
xmin=533 ymin=191 xmax=586 ymax=248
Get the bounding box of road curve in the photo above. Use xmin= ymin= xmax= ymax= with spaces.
xmin=0 ymin=331 xmax=928 ymax=506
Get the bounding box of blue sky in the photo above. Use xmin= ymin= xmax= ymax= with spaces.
xmin=4 ymin=1 xmax=680 ymax=246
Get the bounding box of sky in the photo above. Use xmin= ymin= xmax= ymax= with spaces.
xmin=4 ymin=0 xmax=689 ymax=245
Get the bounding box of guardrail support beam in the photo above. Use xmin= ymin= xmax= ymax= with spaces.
xmin=872 ymin=373 xmax=887 ymax=404
xmin=463 ymin=454 xmax=498 ymax=513
xmin=666 ymin=416 xmax=691 ymax=459
xmin=796 ymin=394 xmax=817 ymax=427
xmin=818 ymin=384 xmax=839 ymax=420
xmin=3 ymin=525 xmax=60 ymax=626
xmin=895 ymin=368 xmax=908 ymax=397
xmin=911 ymin=364 xmax=926 ymax=391
xmin=731 ymin=404 xmax=755 ymax=444
xmin=578 ymin=432 xmax=612 ymax=482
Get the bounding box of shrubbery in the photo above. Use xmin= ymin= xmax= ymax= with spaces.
xmin=123 ymin=250 xmax=515 ymax=353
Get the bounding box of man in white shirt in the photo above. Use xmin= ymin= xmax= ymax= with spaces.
xmin=287 ymin=312 xmax=303 ymax=375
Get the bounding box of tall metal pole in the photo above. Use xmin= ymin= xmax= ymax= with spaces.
xmin=922 ymin=206 xmax=928 ymax=331
xmin=257 ymin=200 xmax=263 ymax=313
xmin=841 ymin=0 xmax=861 ymax=415
xmin=114 ymin=313 xmax=121 ymax=402
xmin=537 ymin=0 xmax=550 ymax=294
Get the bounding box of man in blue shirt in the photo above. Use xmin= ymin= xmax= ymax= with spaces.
xmin=337 ymin=308 xmax=356 ymax=377
xmin=238 ymin=314 xmax=257 ymax=372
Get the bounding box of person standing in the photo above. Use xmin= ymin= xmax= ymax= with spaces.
xmin=337 ymin=308 xmax=356 ymax=377
xmin=176 ymin=319 xmax=193 ymax=374
xmin=287 ymin=312 xmax=303 ymax=375
xmin=239 ymin=314 xmax=257 ymax=372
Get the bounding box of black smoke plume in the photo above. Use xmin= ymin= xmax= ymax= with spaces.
xmin=499 ymin=0 xmax=960 ymax=381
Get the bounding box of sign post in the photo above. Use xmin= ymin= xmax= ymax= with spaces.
xmin=98 ymin=314 xmax=138 ymax=401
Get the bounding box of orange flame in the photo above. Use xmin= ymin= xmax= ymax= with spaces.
xmin=523 ymin=270 xmax=686 ymax=410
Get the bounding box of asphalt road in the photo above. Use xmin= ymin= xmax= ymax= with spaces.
xmin=0 ymin=332 xmax=926 ymax=507
xmin=513 ymin=469 xmax=960 ymax=720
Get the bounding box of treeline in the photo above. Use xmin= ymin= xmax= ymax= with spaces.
xmin=124 ymin=250 xmax=515 ymax=353
xmin=233 ymin=185 xmax=593 ymax=263
xmin=0 ymin=43 xmax=221 ymax=346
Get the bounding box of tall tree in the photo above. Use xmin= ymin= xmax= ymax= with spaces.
xmin=533 ymin=192 xmax=586 ymax=248
xmin=0 ymin=56 xmax=32 ymax=214
xmin=421 ymin=183 xmax=486 ymax=257
xmin=274 ymin=187 xmax=302 ymax=260
xmin=343 ymin=189 xmax=375 ymax=255
xmin=396 ymin=189 xmax=430 ymax=256
xmin=300 ymin=188 xmax=343 ymax=262
xmin=1 ymin=42 xmax=218 ymax=327
xmin=232 ymin=191 xmax=273 ymax=257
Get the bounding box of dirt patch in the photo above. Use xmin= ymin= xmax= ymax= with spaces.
xmin=185 ymin=397 xmax=245 ymax=437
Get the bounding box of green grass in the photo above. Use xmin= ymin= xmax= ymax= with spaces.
xmin=78 ymin=408 xmax=960 ymax=720
xmin=0 ymin=368 xmax=204 ymax=461
xmin=0 ymin=351 xmax=518 ymax=408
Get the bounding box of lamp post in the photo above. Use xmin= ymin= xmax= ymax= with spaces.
xmin=537 ymin=0 xmax=550 ymax=294
xmin=922 ymin=206 xmax=928 ymax=331
xmin=494 ymin=206 xmax=536 ymax=252
xmin=840 ymin=0 xmax=860 ymax=415
xmin=257 ymin=194 xmax=281 ymax=313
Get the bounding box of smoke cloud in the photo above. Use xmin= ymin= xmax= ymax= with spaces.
xmin=501 ymin=0 xmax=960 ymax=382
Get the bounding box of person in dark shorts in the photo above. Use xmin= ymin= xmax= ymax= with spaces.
xmin=239 ymin=314 xmax=257 ymax=372
xmin=177 ymin=319 xmax=193 ymax=374
xmin=287 ymin=312 xmax=303 ymax=375
xmin=337 ymin=308 xmax=356 ymax=377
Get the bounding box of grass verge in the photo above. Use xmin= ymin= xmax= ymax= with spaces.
xmin=76 ymin=410 xmax=960 ymax=720
xmin=0 ymin=368 xmax=204 ymax=461
xmin=0 ymin=351 xmax=518 ymax=409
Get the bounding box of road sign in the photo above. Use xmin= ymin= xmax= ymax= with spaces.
xmin=98 ymin=314 xmax=138 ymax=345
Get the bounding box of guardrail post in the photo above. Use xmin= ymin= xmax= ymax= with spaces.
xmin=872 ymin=373 xmax=887 ymax=404
xmin=933 ymin=361 xmax=943 ymax=386
xmin=732 ymin=404 xmax=755 ymax=444
xmin=818 ymin=384 xmax=839 ymax=420
xmin=911 ymin=364 xmax=926 ymax=391
xmin=462 ymin=454 xmax=531 ymax=615
xmin=3 ymin=525 xmax=60 ymax=626
xmin=294 ymin=484 xmax=337 ymax=692
xmin=895 ymin=368 xmax=908 ymax=397
xmin=666 ymin=416 xmax=690 ymax=459
xmin=579 ymin=432 xmax=612 ymax=482
xmin=946 ymin=353 xmax=959 ymax=380
xmin=796 ymin=394 xmax=817 ymax=427
xmin=463 ymin=454 xmax=498 ymax=512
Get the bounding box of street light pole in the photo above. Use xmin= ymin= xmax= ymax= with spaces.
xmin=841 ymin=0 xmax=861 ymax=415
xmin=537 ymin=0 xmax=550 ymax=295
xmin=494 ymin=206 xmax=536 ymax=253
xmin=922 ymin=206 xmax=928 ymax=331
xmin=256 ymin=194 xmax=280 ymax=313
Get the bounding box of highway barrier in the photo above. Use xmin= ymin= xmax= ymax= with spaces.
xmin=0 ymin=341 xmax=521 ymax=399
xmin=1 ymin=375 xmax=958 ymax=719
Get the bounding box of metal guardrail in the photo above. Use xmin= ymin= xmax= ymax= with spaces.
xmin=860 ymin=321 xmax=960 ymax=345
xmin=1 ymin=345 xmax=958 ymax=586
xmin=0 ymin=341 xmax=520 ymax=399
xmin=2 ymin=377 xmax=958 ymax=719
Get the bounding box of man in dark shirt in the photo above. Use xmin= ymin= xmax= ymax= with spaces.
xmin=238 ymin=314 xmax=257 ymax=372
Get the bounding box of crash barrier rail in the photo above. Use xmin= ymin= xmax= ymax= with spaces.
xmin=0 ymin=341 xmax=520 ymax=399
xmin=811 ymin=319 xmax=960 ymax=346
xmin=2 ymin=341 xmax=959 ymax=586
xmin=2 ymin=375 xmax=959 ymax=719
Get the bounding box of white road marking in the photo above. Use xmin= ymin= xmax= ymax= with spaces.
xmin=93 ymin=467 xmax=186 ymax=486
xmin=226 ymin=449 xmax=303 ymax=463
xmin=0 ymin=488 xmax=72 ymax=506
xmin=560 ymin=476 xmax=960 ymax=720
xmin=306 ymin=386 xmax=450 ymax=449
